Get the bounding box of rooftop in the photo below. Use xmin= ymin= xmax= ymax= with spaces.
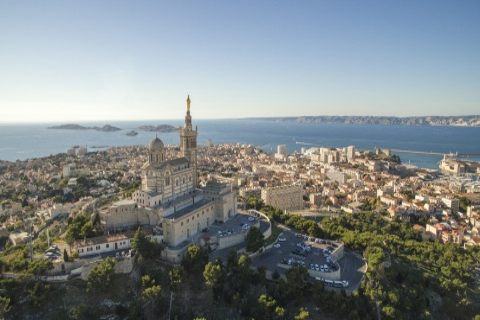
xmin=163 ymin=198 xmax=213 ymax=220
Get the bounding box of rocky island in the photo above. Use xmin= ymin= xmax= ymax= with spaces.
xmin=126 ymin=130 xmax=138 ymax=136
xmin=48 ymin=124 xmax=121 ymax=132
xmin=137 ymin=124 xmax=177 ymax=133
xmin=247 ymin=115 xmax=480 ymax=127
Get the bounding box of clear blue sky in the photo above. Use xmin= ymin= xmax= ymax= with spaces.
xmin=1 ymin=1 xmax=479 ymax=122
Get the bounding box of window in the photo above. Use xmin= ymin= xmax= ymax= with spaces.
xmin=106 ymin=244 xmax=109 ymax=248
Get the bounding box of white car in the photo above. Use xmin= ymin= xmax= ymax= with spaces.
xmin=278 ymin=236 xmax=287 ymax=242
xmin=248 ymin=216 xmax=255 ymax=221
xmin=273 ymin=243 xmax=281 ymax=248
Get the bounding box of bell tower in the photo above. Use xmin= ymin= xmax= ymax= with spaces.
xmin=180 ymin=95 xmax=198 ymax=169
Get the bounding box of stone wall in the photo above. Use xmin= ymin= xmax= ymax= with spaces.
xmin=80 ymin=257 xmax=133 ymax=281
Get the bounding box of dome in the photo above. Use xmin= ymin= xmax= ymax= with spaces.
xmin=149 ymin=136 xmax=164 ymax=152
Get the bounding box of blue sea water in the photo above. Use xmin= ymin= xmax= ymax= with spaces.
xmin=1 ymin=119 xmax=480 ymax=170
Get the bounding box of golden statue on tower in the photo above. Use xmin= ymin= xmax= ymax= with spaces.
xmin=187 ymin=95 xmax=191 ymax=111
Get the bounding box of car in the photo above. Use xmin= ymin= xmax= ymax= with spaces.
xmin=296 ymin=242 xmax=304 ymax=248
xmin=315 ymin=264 xmax=319 ymax=271
xmin=248 ymin=216 xmax=255 ymax=221
xmin=315 ymin=238 xmax=321 ymax=243
xmin=309 ymin=237 xmax=315 ymax=242
xmin=278 ymin=236 xmax=287 ymax=242
xmin=273 ymin=243 xmax=281 ymax=248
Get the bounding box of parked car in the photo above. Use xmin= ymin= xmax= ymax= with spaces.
xmin=273 ymin=243 xmax=281 ymax=248
xmin=278 ymin=236 xmax=287 ymax=242
xmin=248 ymin=216 xmax=255 ymax=221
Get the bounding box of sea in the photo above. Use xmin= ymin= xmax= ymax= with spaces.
xmin=1 ymin=119 xmax=480 ymax=170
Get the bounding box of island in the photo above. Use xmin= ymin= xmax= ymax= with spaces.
xmin=126 ymin=130 xmax=138 ymax=136
xmin=48 ymin=124 xmax=121 ymax=132
xmin=137 ymin=124 xmax=178 ymax=133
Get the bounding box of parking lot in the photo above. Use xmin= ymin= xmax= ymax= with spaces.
xmin=251 ymin=227 xmax=366 ymax=290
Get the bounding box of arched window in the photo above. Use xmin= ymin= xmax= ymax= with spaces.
xmin=165 ymin=173 xmax=170 ymax=186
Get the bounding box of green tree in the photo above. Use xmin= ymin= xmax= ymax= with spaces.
xmin=203 ymin=261 xmax=226 ymax=300
xmin=132 ymin=227 xmax=163 ymax=261
xmin=63 ymin=248 xmax=69 ymax=262
xmin=182 ymin=244 xmax=208 ymax=274
xmin=226 ymin=248 xmax=238 ymax=272
xmin=285 ymin=266 xmax=309 ymax=301
xmin=141 ymin=275 xmax=162 ymax=307
xmin=0 ymin=296 xmax=11 ymax=318
xmin=169 ymin=265 xmax=185 ymax=291
xmin=294 ymin=307 xmax=310 ymax=320
xmin=87 ymin=257 xmax=115 ymax=293
xmin=28 ymin=259 xmax=53 ymax=276
xmin=246 ymin=226 xmax=264 ymax=252
xmin=27 ymin=282 xmax=51 ymax=307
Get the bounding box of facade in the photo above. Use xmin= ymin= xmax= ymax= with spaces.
xmin=261 ymin=183 xmax=303 ymax=212
xmin=441 ymin=197 xmax=460 ymax=213
xmin=99 ymin=96 xmax=237 ymax=261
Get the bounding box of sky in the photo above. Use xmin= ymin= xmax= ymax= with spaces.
xmin=0 ymin=1 xmax=479 ymax=122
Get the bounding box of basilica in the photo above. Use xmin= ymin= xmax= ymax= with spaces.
xmin=99 ymin=96 xmax=237 ymax=262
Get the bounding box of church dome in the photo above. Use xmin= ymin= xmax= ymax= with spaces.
xmin=149 ymin=136 xmax=164 ymax=152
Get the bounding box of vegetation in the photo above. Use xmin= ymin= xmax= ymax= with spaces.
xmin=245 ymin=226 xmax=264 ymax=252
xmin=131 ymin=227 xmax=163 ymax=261
xmin=87 ymin=257 xmax=116 ymax=293
xmin=242 ymin=196 xmax=325 ymax=238
xmin=1 ymin=199 xmax=479 ymax=319
xmin=321 ymin=211 xmax=480 ymax=319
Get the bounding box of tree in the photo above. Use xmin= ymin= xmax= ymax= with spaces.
xmin=294 ymin=307 xmax=310 ymax=320
xmin=141 ymin=275 xmax=162 ymax=307
xmin=257 ymin=294 xmax=285 ymax=320
xmin=87 ymin=257 xmax=115 ymax=293
xmin=132 ymin=227 xmax=163 ymax=261
xmin=203 ymin=261 xmax=226 ymax=300
xmin=246 ymin=226 xmax=264 ymax=252
xmin=285 ymin=266 xmax=309 ymax=301
xmin=28 ymin=259 xmax=53 ymax=276
xmin=182 ymin=244 xmax=208 ymax=274
xmin=226 ymin=248 xmax=238 ymax=272
xmin=169 ymin=265 xmax=185 ymax=291
xmin=63 ymin=249 xmax=69 ymax=262
xmin=27 ymin=282 xmax=51 ymax=307
xmin=0 ymin=296 xmax=11 ymax=318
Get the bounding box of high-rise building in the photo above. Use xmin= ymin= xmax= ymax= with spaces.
xmin=347 ymin=145 xmax=356 ymax=161
xmin=261 ymin=184 xmax=303 ymax=212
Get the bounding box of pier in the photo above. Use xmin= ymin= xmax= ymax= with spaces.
xmin=390 ymin=149 xmax=480 ymax=157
